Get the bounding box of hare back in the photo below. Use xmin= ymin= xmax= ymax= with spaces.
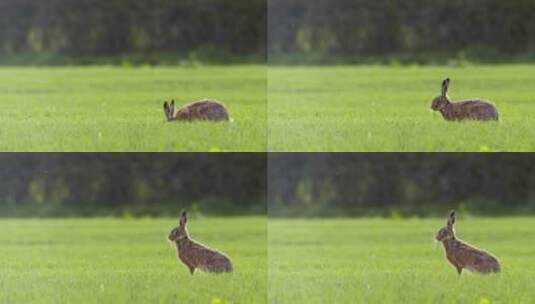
xmin=466 ymin=254 xmax=501 ymax=273
xmin=177 ymin=100 xmax=230 ymax=122
xmin=200 ymin=252 xmax=233 ymax=273
xmin=447 ymin=241 xmax=500 ymax=273
xmin=179 ymin=241 xmax=232 ymax=273
xmin=451 ymin=99 xmax=498 ymax=121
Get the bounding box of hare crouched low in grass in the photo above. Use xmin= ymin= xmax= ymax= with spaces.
xmin=163 ymin=99 xmax=230 ymax=122
xmin=168 ymin=210 xmax=233 ymax=274
xmin=430 ymin=78 xmax=499 ymax=121
xmin=436 ymin=210 xmax=501 ymax=275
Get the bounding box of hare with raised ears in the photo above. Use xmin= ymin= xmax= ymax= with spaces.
xmin=163 ymin=99 xmax=230 ymax=122
xmin=430 ymin=78 xmax=499 ymax=121
xmin=168 ymin=210 xmax=233 ymax=274
xmin=436 ymin=210 xmax=500 ymax=275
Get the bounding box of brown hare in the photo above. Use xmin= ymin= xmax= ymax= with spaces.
xmin=168 ymin=210 xmax=233 ymax=274
xmin=436 ymin=210 xmax=501 ymax=275
xmin=430 ymin=78 xmax=499 ymax=121
xmin=163 ymin=99 xmax=230 ymax=122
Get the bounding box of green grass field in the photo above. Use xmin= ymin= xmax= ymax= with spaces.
xmin=268 ymin=65 xmax=535 ymax=151
xmin=0 ymin=65 xmax=266 ymax=151
xmin=269 ymin=217 xmax=535 ymax=303
xmin=0 ymin=217 xmax=266 ymax=303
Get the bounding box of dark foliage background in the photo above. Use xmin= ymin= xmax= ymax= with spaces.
xmin=3 ymin=153 xmax=534 ymax=218
xmin=269 ymin=0 xmax=535 ymax=64
xmin=0 ymin=0 xmax=266 ymax=65
xmin=269 ymin=153 xmax=535 ymax=217
xmin=0 ymin=153 xmax=266 ymax=217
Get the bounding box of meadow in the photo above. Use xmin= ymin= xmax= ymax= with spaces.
xmin=269 ymin=217 xmax=535 ymax=303
xmin=268 ymin=65 xmax=535 ymax=151
xmin=0 ymin=217 xmax=266 ymax=303
xmin=0 ymin=65 xmax=266 ymax=151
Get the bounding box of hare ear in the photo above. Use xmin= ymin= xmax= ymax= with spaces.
xmin=441 ymin=78 xmax=450 ymax=97
xmin=171 ymin=99 xmax=175 ymax=106
xmin=179 ymin=209 xmax=187 ymax=226
xmin=447 ymin=210 xmax=456 ymax=229
xmin=163 ymin=101 xmax=169 ymax=110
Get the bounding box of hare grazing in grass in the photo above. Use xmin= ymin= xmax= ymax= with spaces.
xmin=430 ymin=78 xmax=499 ymax=121
xmin=168 ymin=210 xmax=233 ymax=274
xmin=163 ymin=99 xmax=230 ymax=122
xmin=436 ymin=210 xmax=501 ymax=275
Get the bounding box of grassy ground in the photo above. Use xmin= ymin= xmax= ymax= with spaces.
xmin=269 ymin=217 xmax=535 ymax=303
xmin=0 ymin=217 xmax=266 ymax=303
xmin=0 ymin=65 xmax=266 ymax=151
xmin=268 ymin=65 xmax=535 ymax=151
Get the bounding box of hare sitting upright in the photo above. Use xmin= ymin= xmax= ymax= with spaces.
xmin=163 ymin=99 xmax=230 ymax=122
xmin=436 ymin=210 xmax=501 ymax=275
xmin=168 ymin=210 xmax=233 ymax=274
xmin=430 ymin=78 xmax=499 ymax=121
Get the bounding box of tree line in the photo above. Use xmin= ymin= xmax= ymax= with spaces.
xmin=2 ymin=153 xmax=534 ymax=217
xmin=0 ymin=0 xmax=266 ymax=63
xmin=269 ymin=154 xmax=535 ymax=216
xmin=0 ymin=154 xmax=266 ymax=217
xmin=269 ymin=0 xmax=535 ymax=63
xmin=3 ymin=1 xmax=532 ymax=64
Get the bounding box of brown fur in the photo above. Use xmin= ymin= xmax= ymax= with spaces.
xmin=163 ymin=99 xmax=230 ymax=122
xmin=430 ymin=78 xmax=499 ymax=121
xmin=436 ymin=210 xmax=501 ymax=275
xmin=168 ymin=210 xmax=233 ymax=274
